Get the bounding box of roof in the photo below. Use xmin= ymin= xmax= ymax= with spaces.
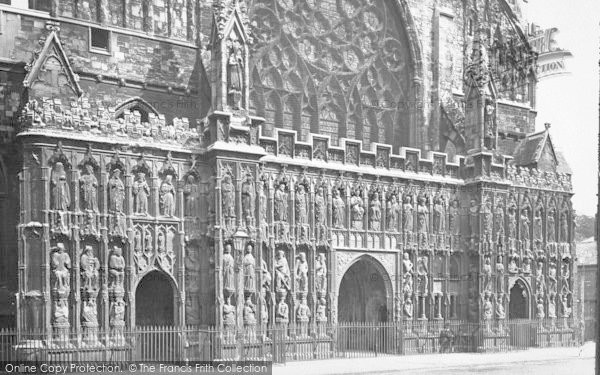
xmin=577 ymin=237 xmax=597 ymax=266
xmin=511 ymin=126 xmax=572 ymax=174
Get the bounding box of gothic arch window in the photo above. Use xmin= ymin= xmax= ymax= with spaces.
xmin=114 ymin=97 xmax=160 ymax=123
xmin=249 ymin=0 xmax=413 ymax=149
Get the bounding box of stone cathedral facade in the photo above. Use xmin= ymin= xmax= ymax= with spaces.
xmin=0 ymin=0 xmax=577 ymax=351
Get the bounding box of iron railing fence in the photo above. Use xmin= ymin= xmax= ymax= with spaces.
xmin=0 ymin=318 xmax=579 ymax=366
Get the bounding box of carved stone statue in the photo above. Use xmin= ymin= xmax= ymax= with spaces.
xmin=276 ymin=296 xmax=289 ymax=323
xmin=508 ymin=206 xmax=517 ymax=239
xmin=520 ymin=208 xmax=530 ymax=242
xmin=433 ymin=195 xmax=445 ymax=233
xmin=227 ymin=38 xmax=244 ymax=110
xmin=108 ymin=246 xmax=125 ymax=291
xmin=261 ymin=258 xmax=272 ymax=290
xmin=403 ymin=293 xmax=413 ymax=318
xmin=54 ymin=299 xmax=69 ymax=325
xmin=482 ymin=257 xmax=492 ymax=291
xmin=183 ymin=175 xmax=199 ymax=217
xmin=387 ymin=193 xmax=400 ymax=231
xmin=495 ymin=294 xmax=506 ymax=319
xmin=494 ymin=204 xmax=505 ymax=243
xmin=350 ymin=191 xmax=364 ymax=229
xmin=416 ymin=256 xmax=428 ymax=295
xmin=134 ymin=231 xmax=147 ymax=273
xmin=368 ymin=191 xmax=381 ymax=230
xmin=496 ymin=255 xmax=505 ymax=292
xmin=110 ymin=298 xmax=125 ymax=326
xmin=547 ymin=209 xmax=556 ymax=242
xmin=80 ymin=245 xmax=99 ymax=292
xmin=296 ymin=296 xmax=311 ymax=323
xmin=315 ymin=186 xmax=326 ymax=227
xmin=275 ymin=250 xmax=291 ymax=291
xmin=559 ymin=211 xmax=568 ymax=242
xmin=243 ymin=296 xmax=256 ymax=326
xmin=468 ymin=199 xmax=479 ymax=235
xmin=51 ymin=243 xmax=71 ymax=292
xmin=274 ymin=182 xmax=288 ymax=222
xmin=80 ymin=164 xmax=98 ymax=212
xmin=295 ymin=252 xmax=308 ymax=293
xmin=402 ymin=195 xmax=413 ymax=232
xmin=159 ymin=175 xmax=176 ymax=217
xmin=51 ymin=162 xmax=70 ymax=211
xmin=536 ymin=294 xmax=545 ymax=319
xmin=223 ymin=296 xmax=236 ymax=327
xmin=108 ymin=169 xmax=125 ymax=213
xmin=332 ymin=189 xmax=345 ymax=228
xmin=295 ymin=184 xmax=308 ymax=225
xmin=482 ymin=292 xmax=493 ymax=321
xmin=81 ymin=299 xmax=98 ymax=326
xmin=449 ymin=199 xmax=459 ymax=235
xmin=243 ymin=243 xmax=256 ymax=293
xmin=259 ymin=180 xmax=268 ymax=224
xmin=221 ymin=174 xmax=235 ymax=222
xmin=481 ymin=198 xmax=493 ymax=241
xmin=241 ymin=174 xmax=255 ymax=226
xmin=133 ymin=172 xmax=150 ymax=215
xmin=417 ymin=195 xmax=429 ymax=246
xmin=157 ymin=232 xmax=173 ymax=273
xmin=316 ymin=298 xmax=327 ymax=322
xmin=223 ymin=245 xmax=235 ymax=295
xmin=315 ymin=253 xmax=327 ymax=294
xmin=402 ymin=252 xmax=413 ymax=275
xmin=534 ymin=208 xmax=543 ymax=242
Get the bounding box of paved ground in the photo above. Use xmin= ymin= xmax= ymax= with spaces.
xmin=273 ymin=342 xmax=595 ymax=375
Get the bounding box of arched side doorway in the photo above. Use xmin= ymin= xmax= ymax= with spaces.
xmin=338 ymin=256 xmax=392 ymax=323
xmin=509 ymin=279 xmax=530 ymax=320
xmin=135 ymin=271 xmax=176 ymax=326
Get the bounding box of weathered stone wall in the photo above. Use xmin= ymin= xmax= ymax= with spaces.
xmin=0 ymin=9 xmax=208 ymax=128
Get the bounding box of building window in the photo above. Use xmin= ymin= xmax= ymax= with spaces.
xmin=90 ymin=27 xmax=111 ymax=52
xmin=28 ymin=0 xmax=50 ymax=11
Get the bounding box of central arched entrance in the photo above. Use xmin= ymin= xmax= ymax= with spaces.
xmin=338 ymin=256 xmax=391 ymax=323
xmin=135 ymin=271 xmax=175 ymax=326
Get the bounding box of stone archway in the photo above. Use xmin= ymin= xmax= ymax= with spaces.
xmin=135 ymin=271 xmax=176 ymax=326
xmin=509 ymin=279 xmax=530 ymax=319
xmin=338 ymin=256 xmax=392 ymax=323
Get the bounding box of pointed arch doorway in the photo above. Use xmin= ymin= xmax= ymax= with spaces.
xmin=338 ymin=257 xmax=391 ymax=323
xmin=135 ymin=271 xmax=175 ymax=326
xmin=509 ymin=280 xmax=529 ymax=319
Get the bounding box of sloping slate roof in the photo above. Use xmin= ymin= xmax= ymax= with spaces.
xmin=511 ymin=128 xmax=572 ymax=174
xmin=577 ymin=237 xmax=597 ymax=266
xmin=512 ymin=130 xmax=546 ymax=166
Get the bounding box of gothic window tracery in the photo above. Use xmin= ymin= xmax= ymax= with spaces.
xmin=249 ymin=0 xmax=412 ymax=148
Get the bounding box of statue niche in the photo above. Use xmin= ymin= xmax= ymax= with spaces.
xmin=159 ymin=174 xmax=176 ymax=217
xmin=79 ymin=163 xmax=98 ymax=212
xmin=51 ymin=162 xmax=70 ymax=211
xmin=226 ymin=35 xmax=245 ymax=110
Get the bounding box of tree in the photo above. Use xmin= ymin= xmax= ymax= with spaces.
xmin=574 ymin=214 xmax=595 ymax=242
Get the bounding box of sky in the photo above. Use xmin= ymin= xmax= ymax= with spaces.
xmin=524 ymin=0 xmax=599 ymax=216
